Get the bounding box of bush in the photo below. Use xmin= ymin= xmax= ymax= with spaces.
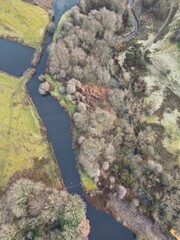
xmin=59 ymin=194 xmax=86 ymax=239
xmin=108 ymin=89 xmax=125 ymax=112
xmin=47 ymin=21 xmax=56 ymax=34
xmin=77 ymin=102 xmax=87 ymax=112
xmin=73 ymin=112 xmax=88 ymax=131
xmin=116 ymin=185 xmax=127 ymax=199
xmin=79 ymin=138 xmax=104 ymax=178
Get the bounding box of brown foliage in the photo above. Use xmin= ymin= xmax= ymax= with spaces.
xmin=27 ymin=193 xmax=46 ymax=217
xmin=80 ymin=84 xmax=111 ymax=106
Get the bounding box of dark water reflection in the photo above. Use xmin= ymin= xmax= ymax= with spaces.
xmin=0 ymin=0 xmax=136 ymax=239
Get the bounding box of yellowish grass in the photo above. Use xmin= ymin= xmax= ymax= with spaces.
xmin=0 ymin=72 xmax=60 ymax=188
xmin=79 ymin=167 xmax=97 ymax=192
xmin=0 ymin=0 xmax=49 ymax=47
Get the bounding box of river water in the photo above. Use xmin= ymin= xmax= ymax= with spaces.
xmin=0 ymin=0 xmax=136 ymax=239
xmin=0 ymin=38 xmax=34 ymax=77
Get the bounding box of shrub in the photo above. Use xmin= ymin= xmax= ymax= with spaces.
xmin=59 ymin=194 xmax=87 ymax=240
xmin=102 ymin=161 xmax=110 ymax=171
xmin=77 ymin=102 xmax=87 ymax=112
xmin=147 ymin=160 xmax=156 ymax=171
xmin=108 ymin=89 xmax=125 ymax=112
xmin=105 ymin=143 xmax=115 ymax=163
xmin=73 ymin=112 xmax=88 ymax=131
xmin=79 ymin=138 xmax=104 ymax=178
xmin=116 ymin=185 xmax=127 ymax=199
xmin=47 ymin=21 xmax=56 ymax=34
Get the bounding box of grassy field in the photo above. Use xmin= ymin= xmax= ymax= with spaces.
xmin=0 ymin=71 xmax=61 ymax=189
xmin=0 ymin=0 xmax=49 ymax=47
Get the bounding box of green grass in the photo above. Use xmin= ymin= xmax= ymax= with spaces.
xmin=0 ymin=0 xmax=49 ymax=47
xmin=79 ymin=167 xmax=97 ymax=192
xmin=45 ymin=74 xmax=77 ymax=115
xmin=0 ymin=71 xmax=61 ymax=188
xmin=53 ymin=9 xmax=72 ymax=42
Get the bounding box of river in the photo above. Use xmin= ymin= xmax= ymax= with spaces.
xmin=0 ymin=0 xmax=136 ymax=239
xmin=0 ymin=38 xmax=34 ymax=77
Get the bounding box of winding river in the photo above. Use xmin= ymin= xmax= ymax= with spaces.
xmin=0 ymin=0 xmax=136 ymax=239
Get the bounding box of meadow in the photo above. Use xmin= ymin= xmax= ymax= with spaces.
xmin=0 ymin=71 xmax=61 ymax=189
xmin=0 ymin=0 xmax=49 ymax=47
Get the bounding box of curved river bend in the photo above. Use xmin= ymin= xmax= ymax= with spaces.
xmin=0 ymin=0 xmax=136 ymax=239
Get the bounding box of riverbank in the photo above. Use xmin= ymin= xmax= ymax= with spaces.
xmin=44 ymin=74 xmax=98 ymax=190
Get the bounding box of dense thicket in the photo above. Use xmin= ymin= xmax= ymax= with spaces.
xmin=142 ymin=0 xmax=170 ymax=20
xmin=0 ymin=179 xmax=89 ymax=240
xmin=48 ymin=0 xmax=126 ymax=86
xmin=79 ymin=0 xmax=127 ymax=14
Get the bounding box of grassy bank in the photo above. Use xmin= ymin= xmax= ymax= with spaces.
xmin=0 ymin=0 xmax=49 ymax=47
xmin=0 ymin=71 xmax=61 ymax=190
xmin=53 ymin=9 xmax=73 ymax=42
xmin=79 ymin=167 xmax=97 ymax=192
xmin=45 ymin=74 xmax=77 ymax=115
